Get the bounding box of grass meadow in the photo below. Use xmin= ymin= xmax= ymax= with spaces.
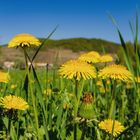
xmin=0 ymin=17 xmax=140 ymax=140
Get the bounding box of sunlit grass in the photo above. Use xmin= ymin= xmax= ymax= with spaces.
xmin=0 ymin=15 xmax=139 ymax=140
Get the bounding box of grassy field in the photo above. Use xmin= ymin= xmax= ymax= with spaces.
xmin=0 ymin=18 xmax=140 ymax=140
xmin=0 ymin=56 xmax=140 ymax=140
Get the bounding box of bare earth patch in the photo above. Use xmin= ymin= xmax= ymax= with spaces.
xmin=0 ymin=47 xmax=85 ymax=66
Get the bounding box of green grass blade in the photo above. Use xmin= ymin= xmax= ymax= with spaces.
xmin=31 ymin=25 xmax=58 ymax=62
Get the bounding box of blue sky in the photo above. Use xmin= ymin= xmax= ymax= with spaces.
xmin=0 ymin=0 xmax=139 ymax=44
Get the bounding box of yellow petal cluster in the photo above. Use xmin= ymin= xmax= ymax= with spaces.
xmin=135 ymin=76 xmax=140 ymax=83
xmin=99 ymin=54 xmax=113 ymax=63
xmin=0 ymin=71 xmax=10 ymax=83
xmin=43 ymin=89 xmax=52 ymax=96
xmin=98 ymin=119 xmax=125 ymax=137
xmin=79 ymin=51 xmax=100 ymax=63
xmin=11 ymin=84 xmax=17 ymax=89
xmin=59 ymin=60 xmax=96 ymax=80
xmin=0 ymin=95 xmax=29 ymax=110
xmin=8 ymin=33 xmax=41 ymax=48
xmin=98 ymin=64 xmax=133 ymax=82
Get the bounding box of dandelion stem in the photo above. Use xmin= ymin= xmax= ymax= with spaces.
xmin=109 ymin=80 xmax=116 ymax=140
xmin=46 ymin=63 xmax=49 ymax=91
xmin=80 ymin=120 xmax=86 ymax=140
xmin=74 ymin=79 xmax=78 ymax=140
xmin=23 ymin=48 xmax=40 ymax=138
xmin=7 ymin=118 xmax=11 ymax=140
xmin=109 ymin=80 xmax=116 ymax=118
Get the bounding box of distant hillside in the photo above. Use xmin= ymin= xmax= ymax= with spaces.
xmin=0 ymin=38 xmax=120 ymax=68
xmin=41 ymin=38 xmax=120 ymax=52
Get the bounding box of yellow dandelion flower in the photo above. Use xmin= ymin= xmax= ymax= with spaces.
xmin=99 ymin=87 xmax=106 ymax=93
xmin=106 ymin=79 xmax=111 ymax=85
xmin=47 ymin=78 xmax=53 ymax=83
xmin=68 ymin=93 xmax=74 ymax=97
xmin=98 ymin=119 xmax=125 ymax=137
xmin=43 ymin=89 xmax=52 ymax=96
xmin=0 ymin=71 xmax=10 ymax=83
xmin=96 ymin=80 xmax=103 ymax=87
xmin=8 ymin=33 xmax=41 ymax=48
xmin=0 ymin=95 xmax=29 ymax=110
xmin=63 ymin=102 xmax=70 ymax=109
xmin=135 ymin=76 xmax=140 ymax=83
xmin=59 ymin=60 xmax=96 ymax=80
xmin=126 ymin=81 xmax=133 ymax=89
xmin=79 ymin=51 xmax=100 ymax=63
xmin=100 ymin=54 xmax=113 ymax=63
xmin=98 ymin=64 xmax=133 ymax=82
xmin=0 ymin=89 xmax=4 ymax=92
xmin=11 ymin=84 xmax=17 ymax=89
xmin=97 ymin=79 xmax=110 ymax=87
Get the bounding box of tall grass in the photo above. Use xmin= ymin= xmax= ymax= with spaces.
xmin=0 ymin=15 xmax=140 ymax=140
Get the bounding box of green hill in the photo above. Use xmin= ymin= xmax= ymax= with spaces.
xmin=0 ymin=38 xmax=121 ymax=67
xmin=41 ymin=38 xmax=120 ymax=52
